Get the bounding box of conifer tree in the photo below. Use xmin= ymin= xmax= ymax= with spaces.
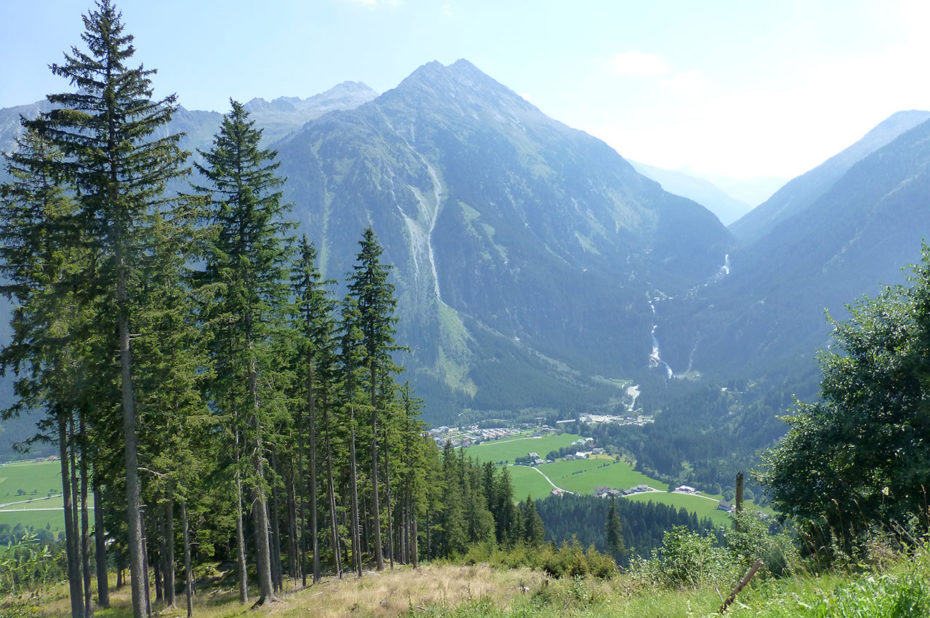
xmin=195 ymin=99 xmax=293 ymax=604
xmin=521 ymin=496 xmax=546 ymax=546
xmin=17 ymin=2 xmax=194 ymax=614
xmin=606 ymin=496 xmax=625 ymax=557
xmin=291 ymin=236 xmax=336 ymax=583
xmin=346 ymin=227 xmax=400 ymax=571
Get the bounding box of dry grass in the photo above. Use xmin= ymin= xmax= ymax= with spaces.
xmin=264 ymin=564 xmax=544 ymax=617
xmin=13 ymin=563 xmax=545 ymax=617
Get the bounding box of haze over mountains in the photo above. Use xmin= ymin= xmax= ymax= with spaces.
xmin=1 ymin=59 xmax=928 ymax=426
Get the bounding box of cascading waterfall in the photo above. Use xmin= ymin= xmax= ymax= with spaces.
xmin=648 ymin=300 xmax=674 ymax=378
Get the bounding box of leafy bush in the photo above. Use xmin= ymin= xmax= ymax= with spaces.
xmin=630 ymin=525 xmax=737 ymax=589
xmin=539 ymin=538 xmax=617 ymax=580
xmin=725 ymin=510 xmax=799 ymax=577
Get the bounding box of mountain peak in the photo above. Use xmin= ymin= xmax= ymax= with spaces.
xmin=385 ymin=59 xmax=538 ymax=123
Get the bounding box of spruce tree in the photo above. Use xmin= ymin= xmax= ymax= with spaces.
xmin=195 ymin=99 xmax=292 ymax=604
xmin=346 ymin=227 xmax=400 ymax=571
xmin=18 ymin=2 xmax=194 ymax=614
xmin=291 ymin=236 xmax=336 ymax=583
xmin=606 ymin=496 xmax=625 ymax=557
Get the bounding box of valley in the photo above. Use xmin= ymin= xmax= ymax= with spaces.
xmin=2 ymin=6 xmax=930 ymax=611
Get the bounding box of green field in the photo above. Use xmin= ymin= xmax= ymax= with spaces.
xmin=626 ymin=491 xmax=732 ymax=526
xmin=0 ymin=459 xmax=67 ymax=532
xmin=464 ymin=432 xmax=582 ymax=464
xmin=534 ymin=457 xmax=667 ymax=494
xmin=506 ymin=465 xmax=559 ymax=501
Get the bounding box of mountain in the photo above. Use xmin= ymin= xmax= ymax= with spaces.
xmin=0 ymin=81 xmax=378 ymax=157
xmin=0 ymin=61 xmax=736 ymax=423
xmin=661 ymin=115 xmax=930 ymax=380
xmin=276 ymin=59 xmax=733 ymax=419
xmin=730 ymin=110 xmax=930 ymax=243
xmin=243 ymin=81 xmax=378 ymax=143
xmin=630 ymin=160 xmax=751 ymax=225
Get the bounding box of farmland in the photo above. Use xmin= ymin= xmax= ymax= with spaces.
xmin=463 ymin=432 xmax=582 ymax=464
xmin=535 ymin=457 xmax=666 ymax=494
xmin=625 ymin=490 xmax=731 ymax=526
xmin=0 ymin=459 xmax=67 ymax=532
xmin=460 ymin=428 xmax=751 ymax=528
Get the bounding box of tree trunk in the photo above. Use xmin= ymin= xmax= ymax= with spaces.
xmin=426 ymin=503 xmax=431 ymax=560
xmin=59 ymin=413 xmax=84 ymax=618
xmin=369 ymin=367 xmax=384 ymax=571
xmin=269 ymin=453 xmax=283 ymax=593
xmin=296 ymin=399 xmax=307 ymax=586
xmin=93 ymin=480 xmax=110 ymax=608
xmin=79 ymin=415 xmax=92 ymax=617
xmin=141 ymin=511 xmax=152 ymax=617
xmin=118 ymin=286 xmax=147 ymax=618
xmin=180 ymin=499 xmax=194 ymax=618
xmin=249 ymin=358 xmax=276 ymax=603
xmin=324 ymin=413 xmax=342 ymax=578
xmin=165 ymin=494 xmax=176 ymax=607
xmin=68 ymin=414 xmax=83 ymax=608
xmin=308 ymin=364 xmax=321 ymax=583
xmin=349 ymin=406 xmax=363 ymax=577
xmin=383 ymin=423 xmax=393 ymax=569
xmin=154 ymin=555 xmax=163 ymax=603
xmin=234 ymin=430 xmax=249 ymax=604
xmin=286 ymin=467 xmax=298 ymax=582
xmin=412 ymin=510 xmax=419 ymax=569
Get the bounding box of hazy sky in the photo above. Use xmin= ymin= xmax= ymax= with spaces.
xmin=2 ymin=0 xmax=929 ymax=181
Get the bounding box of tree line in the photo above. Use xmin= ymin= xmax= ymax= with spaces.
xmin=0 ymin=2 xmax=529 ymax=616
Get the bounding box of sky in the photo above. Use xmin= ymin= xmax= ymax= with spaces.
xmin=2 ymin=0 xmax=929 ymax=184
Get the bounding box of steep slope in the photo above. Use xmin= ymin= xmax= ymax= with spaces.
xmin=277 ymin=60 xmax=732 ymax=418
xmin=630 ymin=160 xmax=751 ymax=225
xmin=730 ymin=110 xmax=930 ymax=243
xmin=663 ymin=116 xmax=930 ymax=379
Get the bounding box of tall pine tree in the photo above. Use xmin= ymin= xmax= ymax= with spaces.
xmin=346 ymin=228 xmax=400 ymax=571
xmin=13 ymin=2 xmax=192 ymax=614
xmin=195 ymin=99 xmax=293 ymax=605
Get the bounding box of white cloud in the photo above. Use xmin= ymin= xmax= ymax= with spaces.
xmin=609 ymin=51 xmax=669 ymax=76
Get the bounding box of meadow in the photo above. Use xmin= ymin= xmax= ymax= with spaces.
xmin=625 ymin=490 xmax=731 ymax=526
xmin=463 ymin=432 xmax=582 ymax=464
xmin=534 ymin=457 xmax=666 ymax=494
xmin=0 ymin=459 xmax=67 ymax=532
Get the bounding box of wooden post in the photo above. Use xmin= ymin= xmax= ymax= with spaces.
xmin=719 ymin=559 xmax=763 ymax=614
xmin=735 ymin=471 xmax=744 ymax=514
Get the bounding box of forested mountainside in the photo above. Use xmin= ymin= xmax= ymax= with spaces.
xmin=274 ymin=59 xmax=732 ymax=418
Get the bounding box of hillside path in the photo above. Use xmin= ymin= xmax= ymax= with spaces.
xmin=515 ymin=464 xmax=574 ymax=495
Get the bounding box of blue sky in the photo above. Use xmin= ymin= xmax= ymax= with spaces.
xmin=2 ymin=0 xmax=929 ymax=181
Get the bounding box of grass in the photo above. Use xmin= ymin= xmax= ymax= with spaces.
xmin=625 ymin=491 xmax=731 ymax=526
xmin=10 ymin=544 xmax=930 ymax=617
xmin=0 ymin=459 xmax=70 ymax=532
xmin=534 ymin=457 xmax=666 ymax=494
xmin=470 ymin=435 xmax=741 ymax=528
xmin=464 ymin=433 xmax=582 ymax=464
xmin=506 ymin=465 xmax=560 ymax=501
xmin=4 ymin=563 xmax=547 ymax=617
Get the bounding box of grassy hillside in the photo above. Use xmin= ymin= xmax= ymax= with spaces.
xmin=6 ymin=543 xmax=930 ymax=617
